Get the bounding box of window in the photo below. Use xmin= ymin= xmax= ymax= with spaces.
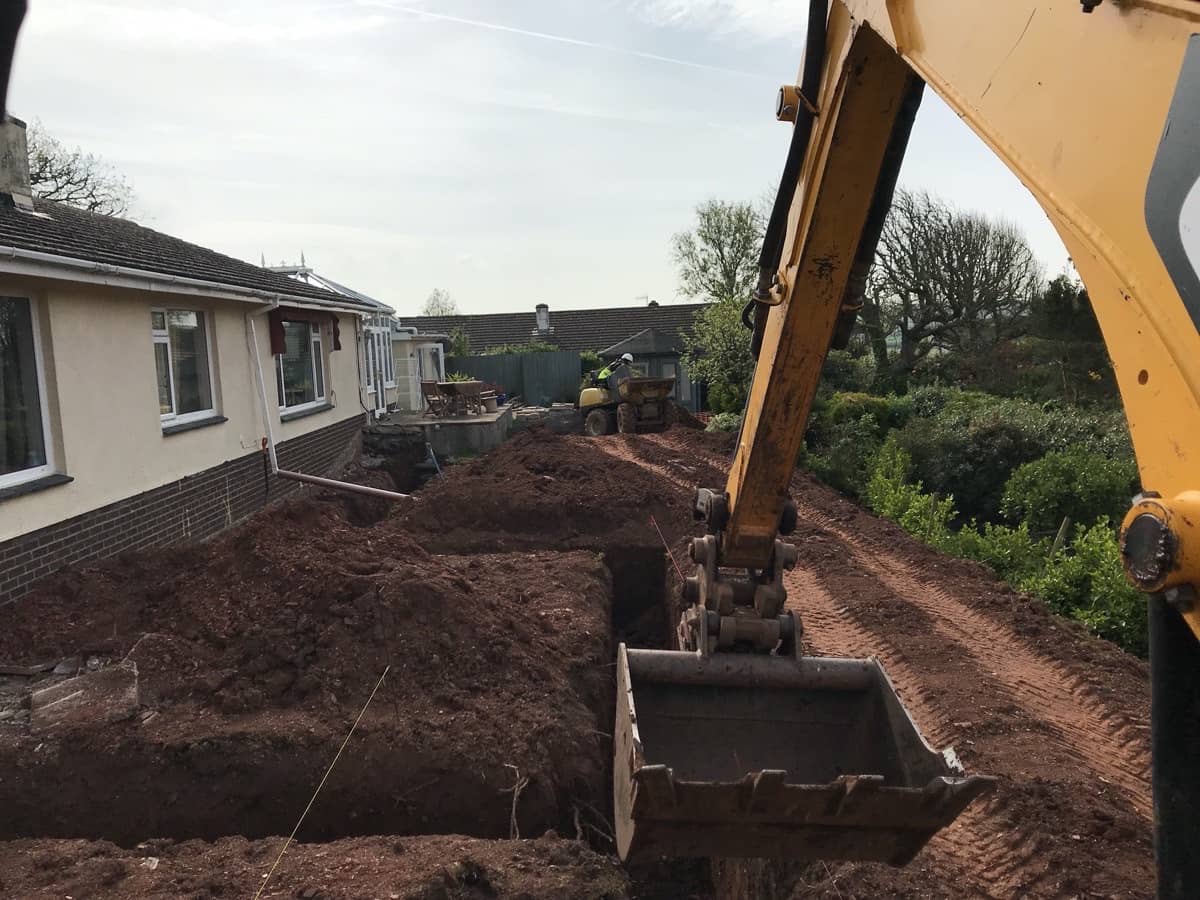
xmin=276 ymin=320 xmax=326 ymax=410
xmin=0 ymin=297 xmax=54 ymax=488
xmin=153 ymin=308 xmax=215 ymax=425
xmin=363 ymin=319 xmax=394 ymax=392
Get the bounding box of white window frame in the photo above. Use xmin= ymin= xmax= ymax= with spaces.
xmin=153 ymin=307 xmax=217 ymax=428
xmin=363 ymin=317 xmax=394 ymax=392
xmin=364 ymin=329 xmax=377 ymax=396
xmin=0 ymin=295 xmax=56 ymax=490
xmin=276 ymin=320 xmax=328 ymax=413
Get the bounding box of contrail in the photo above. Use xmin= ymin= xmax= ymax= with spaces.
xmin=361 ymin=1 xmax=761 ymax=77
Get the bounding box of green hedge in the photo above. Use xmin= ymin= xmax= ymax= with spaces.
xmin=863 ymin=436 xmax=1145 ymax=655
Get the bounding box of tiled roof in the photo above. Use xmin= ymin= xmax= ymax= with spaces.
xmin=403 ymin=302 xmax=705 ymax=354
xmin=0 ymin=197 xmax=374 ymax=311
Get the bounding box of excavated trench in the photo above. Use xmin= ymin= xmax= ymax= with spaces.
xmin=0 ymin=429 xmax=720 ymax=897
xmin=0 ymin=546 xmax=679 ymax=849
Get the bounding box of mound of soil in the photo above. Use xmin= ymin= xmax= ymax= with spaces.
xmin=394 ymin=428 xmax=692 ymax=554
xmin=0 ymin=834 xmax=631 ymax=899
xmin=0 ymin=492 xmax=614 ymax=843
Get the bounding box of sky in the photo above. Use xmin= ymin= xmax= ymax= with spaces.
xmin=10 ymin=0 xmax=1071 ymax=317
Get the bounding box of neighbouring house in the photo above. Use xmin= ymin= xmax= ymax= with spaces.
xmin=404 ymin=300 xmax=705 ymax=411
xmin=0 ymin=116 xmax=385 ymax=604
xmin=269 ymin=259 xmax=398 ymax=417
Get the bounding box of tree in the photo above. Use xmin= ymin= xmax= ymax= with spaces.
xmin=27 ymin=121 xmax=133 ymax=216
xmin=422 ymin=288 xmax=458 ymax=316
xmin=681 ymin=297 xmax=756 ymax=412
xmin=448 ymin=327 xmax=470 ymax=358
xmin=860 ymin=190 xmax=1043 ymax=379
xmin=671 ymin=199 xmax=764 ymax=303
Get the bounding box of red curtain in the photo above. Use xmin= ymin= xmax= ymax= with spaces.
xmin=267 ymin=307 xmax=342 ymax=355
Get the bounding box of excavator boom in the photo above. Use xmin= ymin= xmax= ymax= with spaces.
xmin=615 ymin=1 xmax=1200 ymax=894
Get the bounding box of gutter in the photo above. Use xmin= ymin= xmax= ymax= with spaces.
xmin=0 ymin=244 xmax=373 ymax=315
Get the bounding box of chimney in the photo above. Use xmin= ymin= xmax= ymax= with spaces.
xmin=535 ymin=303 xmax=550 ymax=333
xmin=0 ymin=116 xmax=32 ymax=211
xmin=647 ymin=299 xmax=658 ymax=307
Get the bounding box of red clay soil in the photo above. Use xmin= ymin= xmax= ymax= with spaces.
xmin=0 ymin=490 xmax=614 ymax=842
xmin=607 ymin=431 xmax=1154 ymax=899
xmin=392 ymin=428 xmax=694 ymax=554
xmin=0 ymin=425 xmax=1160 ymax=897
xmin=0 ymin=834 xmax=631 ymax=899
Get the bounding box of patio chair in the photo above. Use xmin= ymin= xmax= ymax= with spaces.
xmin=421 ymin=380 xmax=449 ymax=417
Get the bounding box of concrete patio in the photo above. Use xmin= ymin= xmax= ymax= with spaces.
xmin=368 ymin=404 xmax=515 ymax=458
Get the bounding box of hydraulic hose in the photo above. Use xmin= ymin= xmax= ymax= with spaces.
xmin=749 ymin=0 xmax=829 ymax=359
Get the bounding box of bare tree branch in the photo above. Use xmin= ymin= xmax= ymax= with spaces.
xmin=861 ymin=189 xmax=1043 ymax=379
xmin=27 ymin=121 xmax=133 ymax=216
xmin=422 ymin=288 xmax=458 ymax=316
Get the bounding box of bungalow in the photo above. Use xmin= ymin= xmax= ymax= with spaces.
xmin=0 ymin=117 xmax=382 ymax=604
xmin=404 ymin=300 xmax=706 ymax=411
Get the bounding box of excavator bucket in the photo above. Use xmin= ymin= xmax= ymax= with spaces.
xmin=614 ymin=646 xmax=994 ymax=865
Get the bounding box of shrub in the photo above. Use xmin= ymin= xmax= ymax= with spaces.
xmin=820 ymin=350 xmax=877 ymax=395
xmin=896 ymin=413 xmax=1045 ymax=523
xmin=1001 ymin=449 xmax=1139 ymax=536
xmin=949 ymin=521 xmax=1047 ymax=585
xmin=1021 ymin=519 xmax=1146 ymax=656
xmin=806 ymin=413 xmax=885 ymax=497
xmin=707 ymin=381 xmax=746 ymax=414
xmin=890 ymin=390 xmax=1133 ymax=523
xmin=580 ymin=349 xmax=602 ymax=375
xmin=706 ymin=412 xmax=742 ymax=433
xmin=864 ymin=441 xmax=1145 ymax=656
xmin=821 ymin=392 xmax=910 ymax=432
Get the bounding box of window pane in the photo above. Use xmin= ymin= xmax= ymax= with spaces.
xmin=0 ymin=298 xmax=48 ymax=476
xmin=312 ymin=335 xmax=325 ymax=398
xmin=151 ymin=310 xmax=166 ymax=331
xmin=168 ymin=311 xmax=212 ymax=414
xmin=280 ymin=322 xmax=316 ymax=407
xmin=155 ymin=341 xmax=173 ymax=415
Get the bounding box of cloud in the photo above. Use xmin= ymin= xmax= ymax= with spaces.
xmin=629 ymin=0 xmax=810 ymax=39
xmin=361 ymin=0 xmax=760 ymax=76
xmin=28 ymin=1 xmax=389 ymax=47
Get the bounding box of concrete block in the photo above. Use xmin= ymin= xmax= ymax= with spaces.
xmin=31 ymin=661 xmax=139 ymax=733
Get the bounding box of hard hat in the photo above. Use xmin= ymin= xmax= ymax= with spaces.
xmin=620 ymin=353 xmax=634 ymax=363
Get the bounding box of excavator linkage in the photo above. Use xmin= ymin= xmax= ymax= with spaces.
xmin=614 ymin=645 xmax=994 ymax=864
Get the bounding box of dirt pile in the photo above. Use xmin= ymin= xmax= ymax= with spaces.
xmin=393 ymin=428 xmax=692 ymax=553
xmin=0 ymin=834 xmax=631 ymax=899
xmin=0 ymin=486 xmax=614 ymax=843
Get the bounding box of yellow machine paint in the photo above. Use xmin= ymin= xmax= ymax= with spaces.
xmin=578 ymin=386 xmax=607 ymax=410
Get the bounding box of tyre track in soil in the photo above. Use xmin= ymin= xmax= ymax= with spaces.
xmin=619 ymin=432 xmax=1154 ymax=897
xmin=636 ymin=432 xmax=1151 ymax=817
xmin=594 ymin=437 xmax=1007 ymax=897
xmin=792 ymin=500 xmax=1152 ymax=816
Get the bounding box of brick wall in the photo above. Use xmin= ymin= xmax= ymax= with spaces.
xmin=0 ymin=415 xmax=364 ymax=605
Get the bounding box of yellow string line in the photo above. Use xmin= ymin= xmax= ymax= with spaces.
xmin=253 ymin=665 xmax=391 ymax=900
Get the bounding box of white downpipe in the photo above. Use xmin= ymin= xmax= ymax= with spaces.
xmin=246 ymin=308 xmax=280 ymax=473
xmin=246 ymin=306 xmax=410 ymax=502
